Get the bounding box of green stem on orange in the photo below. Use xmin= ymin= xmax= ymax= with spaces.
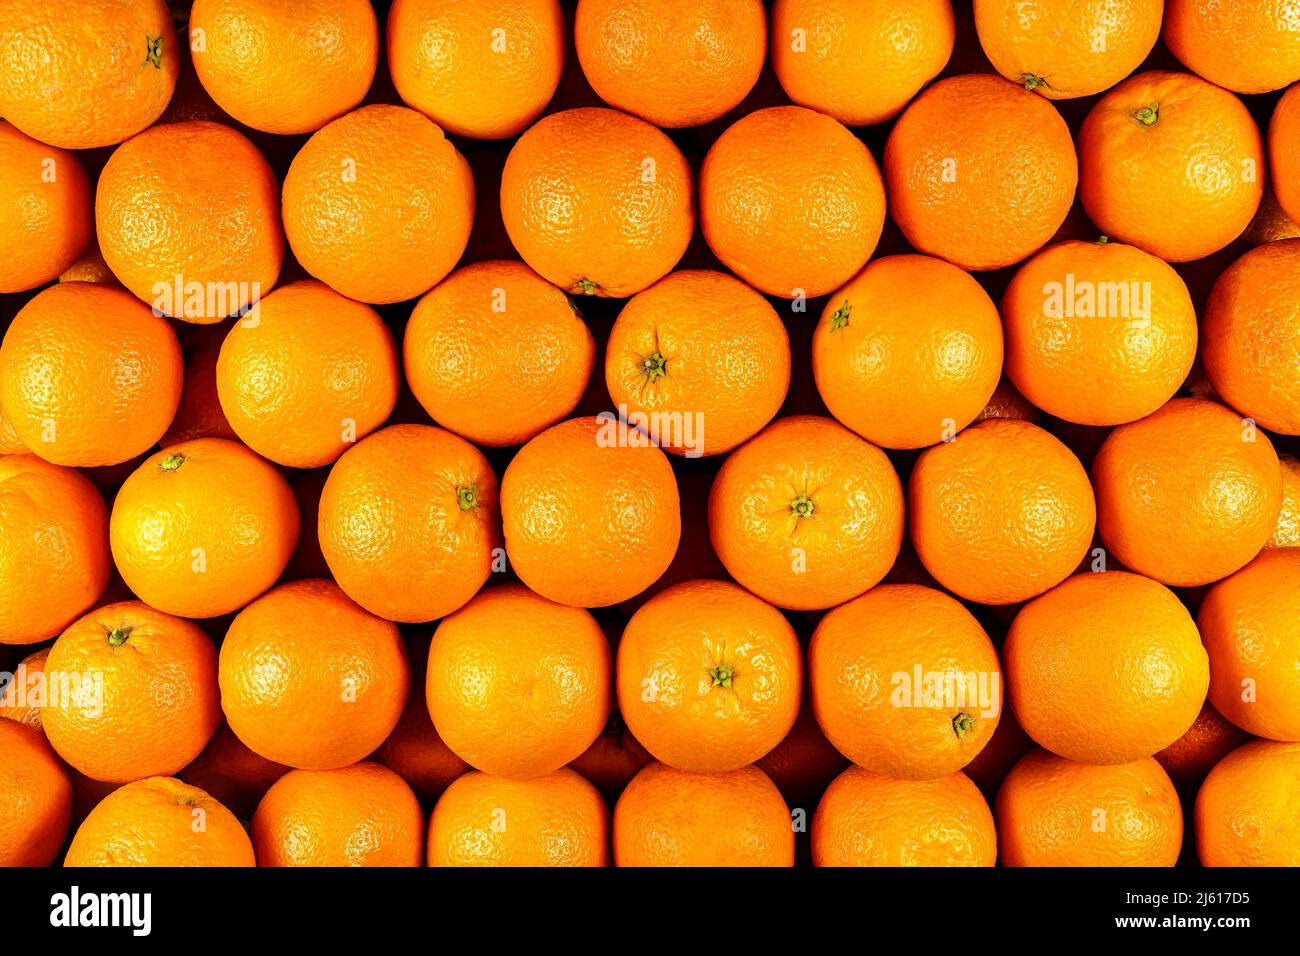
xmin=159 ymin=453 xmax=187 ymax=472
xmin=1132 ymin=104 xmax=1159 ymax=127
xmin=575 ymin=278 xmax=599 ymax=295
xmin=145 ymin=35 xmax=163 ymax=69
xmin=708 ymin=664 xmax=734 ymax=689
xmin=1021 ymin=73 xmax=1049 ymax=93
xmin=952 ymin=712 xmax=975 ymax=738
xmin=456 ymin=485 xmax=479 ymax=511
xmin=641 ymin=352 xmax=668 ymax=382
xmin=829 ymin=302 xmax=852 ymax=331
xmin=790 ymin=493 xmax=816 ymax=519
xmin=107 ymin=626 xmax=133 ymax=648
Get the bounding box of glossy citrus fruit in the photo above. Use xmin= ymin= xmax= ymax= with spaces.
xmin=0 ymin=122 xmax=91 ymax=293
xmin=163 ymin=333 xmax=239 ymax=446
xmin=568 ymin=711 xmax=654 ymax=801
xmin=0 ymin=646 xmax=48 ymax=730
xmin=179 ymin=720 xmax=290 ymax=820
xmin=1164 ymin=0 xmax=1300 ymax=95
xmin=0 ymin=719 xmax=72 ymax=866
xmin=1269 ymin=454 xmax=1300 ymax=548
xmin=1195 ymin=740 xmax=1300 ymax=866
xmin=1154 ymin=702 xmax=1248 ymax=793
xmin=1245 ymin=186 xmax=1300 ymax=244
xmin=755 ymin=697 xmax=849 ymax=814
xmin=1271 ymin=84 xmax=1300 ymax=224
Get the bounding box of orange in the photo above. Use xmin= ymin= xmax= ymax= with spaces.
xmin=404 ymin=261 xmax=594 ymax=447
xmin=997 ymin=750 xmax=1182 ymax=867
xmin=909 ymin=419 xmax=1096 ymax=605
xmin=700 ymin=106 xmax=885 ymax=299
xmin=0 ymin=122 xmax=91 ymax=293
xmin=1005 ymin=571 xmax=1209 ymax=764
xmin=500 ymin=107 xmax=693 ymax=298
xmin=65 ymin=776 xmax=254 ymax=866
xmin=1164 ymin=0 xmax=1300 ymax=95
xmin=428 ymin=768 xmax=609 ymax=867
xmin=0 ymin=719 xmax=72 ymax=866
xmin=567 ymin=711 xmax=653 ymax=800
xmin=812 ymin=767 xmax=996 ymax=867
xmin=976 ymin=378 xmax=1042 ymax=424
xmin=1079 ymin=71 xmax=1264 ymax=263
xmin=161 ymin=332 xmax=238 ymax=446
xmin=1092 ymin=398 xmax=1283 ymax=587
xmin=0 ymin=455 xmax=109 ymax=645
xmin=428 ymin=584 xmax=611 ymax=778
xmin=884 ymin=73 xmax=1077 ymax=271
xmin=0 ymin=402 xmax=25 ymax=454
xmin=1245 ymin=187 xmax=1300 ymax=244
xmin=58 ymin=239 xmax=118 ymax=285
xmin=709 ymin=415 xmax=904 ymax=610
xmin=605 ymin=270 xmax=790 ymax=457
xmin=190 ymin=0 xmax=378 ymax=134
xmin=1195 ymin=740 xmax=1300 ymax=866
xmin=613 ymin=762 xmax=794 ymax=867
xmin=501 ymin=416 xmax=680 ymax=607
xmin=388 ymin=0 xmax=565 ymax=140
xmin=109 ymin=438 xmax=301 ymax=618
xmin=179 ymin=720 xmax=290 ymax=820
xmin=0 ymin=646 xmax=48 ymax=730
xmin=1154 ymin=702 xmax=1248 ymax=793
xmin=811 ymin=584 xmax=1002 ymax=779
xmin=1268 ymin=454 xmax=1300 ymax=548
xmin=1202 ymin=239 xmax=1300 ymax=435
xmin=1272 ymin=84 xmax=1300 ymax=225
xmin=575 ymin=0 xmax=766 ymax=128
xmin=771 ymin=0 xmax=954 ymax=127
xmin=318 ymin=424 xmax=499 ymax=622
xmin=812 ymin=254 xmax=1003 ymax=449
xmin=96 ymin=120 xmax=284 ymax=321
xmin=755 ymin=697 xmax=849 ymax=814
xmin=962 ymin=700 xmax=1034 ymax=797
xmin=0 ymin=283 xmax=183 ymax=466
xmin=0 ymin=0 xmax=178 ymax=149
xmin=283 ymin=104 xmax=474 ymax=304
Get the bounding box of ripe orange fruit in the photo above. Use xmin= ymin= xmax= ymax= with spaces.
xmin=57 ymin=239 xmax=118 ymax=285
xmin=161 ymin=332 xmax=238 ymax=446
xmin=283 ymin=104 xmax=474 ymax=304
xmin=771 ymin=0 xmax=954 ymax=127
xmin=428 ymin=584 xmax=610 ymax=778
xmin=1245 ymin=187 xmax=1300 ymax=244
xmin=1002 ymin=239 xmax=1198 ymax=426
xmin=0 ymin=403 xmax=25 ymax=454
xmin=65 ymin=776 xmax=254 ymax=867
xmin=190 ymin=0 xmax=378 ymax=134
xmin=755 ymin=697 xmax=849 ymax=813
xmin=701 ymin=106 xmax=885 ymax=298
xmin=96 ymin=121 xmax=284 ymax=321
xmin=1005 ymin=571 xmax=1210 ymax=764
xmin=575 ymin=0 xmax=766 ymax=128
xmin=1271 ymin=84 xmax=1300 ymax=225
xmin=404 ymin=261 xmax=594 ymax=447
xmin=1092 ymin=398 xmax=1283 ymax=587
xmin=0 ymin=646 xmax=48 ymax=730
xmin=179 ymin=720 xmax=290 ymax=819
xmin=0 ymin=122 xmax=91 ymax=293
xmin=0 ymin=0 xmax=179 ymax=149
xmin=501 ymin=107 xmax=693 ymax=298
xmin=605 ymin=270 xmax=790 ymax=457
xmin=884 ymin=73 xmax=1076 ymax=271
xmin=1154 ymin=702 xmax=1248 ymax=793
xmin=1268 ymin=454 xmax=1300 ymax=548
xmin=568 ymin=711 xmax=653 ymax=800
xmin=0 ymin=455 xmax=109 ymax=645
xmin=318 ymin=424 xmax=499 ymax=622
xmin=0 ymin=283 xmax=183 ymax=466
xmin=252 ymin=762 xmax=423 ymax=867
xmin=812 ymin=254 xmax=1003 ymax=449
xmin=1164 ymin=0 xmax=1300 ymax=95
xmin=0 ymin=719 xmax=72 ymax=866
xmin=1079 ymin=71 xmax=1264 ymax=263
xmin=428 ymin=768 xmax=609 ymax=867
xmin=709 ymin=415 xmax=904 ymax=610
xmin=109 ymin=438 xmax=301 ymax=618
xmin=962 ymin=700 xmax=1034 ymax=797
xmin=909 ymin=419 xmax=1096 ymax=605
xmin=388 ymin=0 xmax=565 ymax=140
xmin=1195 ymin=740 xmax=1300 ymax=866
xmin=613 ymin=762 xmax=794 ymax=866
xmin=812 ymin=766 xmax=996 ymax=867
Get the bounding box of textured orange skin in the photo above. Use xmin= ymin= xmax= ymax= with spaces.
xmin=65 ymin=776 xmax=254 ymax=867
xmin=962 ymin=700 xmax=1034 ymax=797
xmin=0 ymin=0 xmax=178 ymax=149
xmin=0 ymin=283 xmax=182 ymax=467
xmin=1154 ymin=702 xmax=1248 ymax=793
xmin=0 ymin=456 xmax=109 ymax=645
xmin=910 ymin=419 xmax=1096 ymax=605
xmin=405 ymin=261 xmax=594 ymax=447
xmin=179 ymin=720 xmax=290 ymax=820
xmin=709 ymin=415 xmax=904 ymax=610
xmin=109 ymin=438 xmax=300 ymax=618
xmin=1164 ymin=0 xmax=1300 ymax=95
xmin=283 ymin=105 xmax=474 ymax=305
xmin=1006 ymin=572 xmax=1209 ymax=765
xmin=0 ymin=122 xmax=90 ymax=293
xmin=1079 ymin=71 xmax=1264 ymax=263
xmin=1093 ymin=398 xmax=1283 ymax=587
xmin=43 ymin=601 xmax=220 ymax=784
xmin=772 ymin=0 xmax=953 ymax=126
xmin=617 ymin=579 xmax=802 ymax=773
xmin=429 ymin=768 xmax=608 ymax=866
xmin=252 ymin=762 xmax=423 ymax=867
xmin=567 ymin=711 xmax=653 ymax=800
xmin=501 ymin=416 xmax=680 ymax=607
xmin=0 ymin=720 xmax=72 ymax=866
xmin=1272 ymin=84 xmax=1300 ymax=225
xmin=1246 ymin=187 xmax=1300 ymax=244
xmin=1202 ymin=239 xmax=1300 ymax=436
xmin=190 ymin=0 xmax=378 ymax=134
xmin=997 ymin=750 xmax=1182 ymax=867
xmin=217 ymin=281 xmax=400 ymax=468
xmin=0 ymin=647 xmax=48 ymax=730
xmin=388 ymin=0 xmax=565 ymax=140
xmin=0 ymin=403 xmax=26 ymax=454
xmin=755 ymin=696 xmax=849 ymax=814
xmin=884 ymin=74 xmax=1076 ymax=271
xmin=605 ymin=270 xmax=790 ymax=457
xmin=813 ymin=255 xmax=1002 ymax=449
xmin=1269 ymin=455 xmax=1300 ymax=548
xmin=576 ymin=0 xmax=766 ymax=128
xmin=161 ymin=339 xmax=238 ymax=447
xmin=428 ymin=583 xmax=611 ymax=778
xmin=1002 ymin=240 xmax=1198 ymax=426
xmin=375 ymin=663 xmax=470 ymax=805
xmin=813 ymin=767 xmax=995 ymax=867
xmin=613 ymin=762 xmax=794 ymax=866
xmin=974 ymin=0 xmax=1162 ymax=99
xmin=701 ymin=106 xmax=884 ymax=299
xmin=220 ymin=580 xmax=408 ymax=771
xmin=1195 ymin=740 xmax=1300 ymax=866
xmin=96 ymin=121 xmax=284 ymax=322
xmin=975 ymin=377 xmax=1042 ymax=425
xmin=58 ymin=240 xmax=119 ymax=285
xmin=318 ymin=424 xmax=500 ymax=622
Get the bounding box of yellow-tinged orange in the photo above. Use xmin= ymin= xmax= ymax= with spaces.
xmin=0 ymin=122 xmax=91 ymax=293
xmin=1195 ymin=741 xmax=1300 ymax=866
xmin=0 ymin=719 xmax=72 ymax=866
xmin=1164 ymin=0 xmax=1300 ymax=95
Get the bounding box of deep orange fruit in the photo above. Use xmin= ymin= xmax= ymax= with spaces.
xmin=0 ymin=122 xmax=91 ymax=293
xmin=1164 ymin=0 xmax=1300 ymax=95
xmin=0 ymin=720 xmax=72 ymax=866
xmin=1195 ymin=741 xmax=1300 ymax=866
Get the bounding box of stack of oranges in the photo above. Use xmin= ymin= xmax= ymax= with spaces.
xmin=1 ymin=0 xmax=1299 ymax=869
